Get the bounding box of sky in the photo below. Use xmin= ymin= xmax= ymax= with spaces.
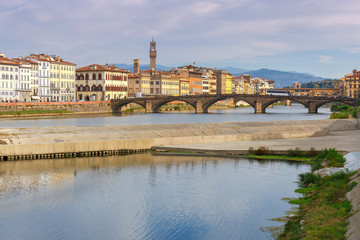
xmin=1 ymin=0 xmax=360 ymax=78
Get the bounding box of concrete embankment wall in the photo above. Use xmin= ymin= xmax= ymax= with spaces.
xmin=0 ymin=101 xmax=112 ymax=114
xmin=0 ymin=119 xmax=357 ymax=160
xmin=0 ymin=119 xmax=357 ymax=154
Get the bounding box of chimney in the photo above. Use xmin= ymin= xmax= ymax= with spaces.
xmin=134 ymin=59 xmax=139 ymax=74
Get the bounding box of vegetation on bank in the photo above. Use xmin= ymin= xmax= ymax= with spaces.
xmin=247 ymin=146 xmax=318 ymax=162
xmin=0 ymin=109 xmax=72 ymax=116
xmin=278 ymin=148 xmax=356 ymax=240
xmin=330 ymin=103 xmax=359 ymax=119
xmin=284 ymin=79 xmax=339 ymax=89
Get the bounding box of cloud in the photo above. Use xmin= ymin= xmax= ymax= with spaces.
xmin=319 ymin=55 xmax=333 ymax=64
xmin=1 ymin=0 xmax=360 ymax=76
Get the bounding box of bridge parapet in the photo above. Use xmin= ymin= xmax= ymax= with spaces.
xmin=110 ymin=94 xmax=358 ymax=114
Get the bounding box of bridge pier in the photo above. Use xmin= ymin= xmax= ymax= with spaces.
xmin=285 ymin=100 xmax=291 ymax=106
xmin=255 ymin=101 xmax=265 ymax=114
xmin=195 ymin=101 xmax=204 ymax=113
xmin=308 ymin=101 xmax=318 ymax=113
xmin=145 ymin=101 xmax=153 ymax=113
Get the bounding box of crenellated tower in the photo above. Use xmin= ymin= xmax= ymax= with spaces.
xmin=149 ymin=37 xmax=157 ymax=70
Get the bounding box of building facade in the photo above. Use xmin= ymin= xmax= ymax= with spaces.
xmin=0 ymin=54 xmax=20 ymax=102
xmin=27 ymin=54 xmax=51 ymax=102
xmin=50 ymin=57 xmax=76 ymax=102
xmin=12 ymin=59 xmax=31 ymax=102
xmin=343 ymin=69 xmax=360 ymax=98
xmin=76 ymin=64 xmax=128 ymax=101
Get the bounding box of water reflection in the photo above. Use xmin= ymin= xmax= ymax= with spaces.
xmin=0 ymin=154 xmax=309 ymax=240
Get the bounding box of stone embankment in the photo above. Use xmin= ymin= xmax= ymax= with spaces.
xmin=0 ymin=101 xmax=111 ymax=116
xmin=0 ymin=119 xmax=357 ymax=161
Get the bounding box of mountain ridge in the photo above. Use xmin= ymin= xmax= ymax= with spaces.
xmin=112 ymin=64 xmax=326 ymax=88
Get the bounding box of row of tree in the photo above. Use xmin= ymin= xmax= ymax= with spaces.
xmin=285 ymin=79 xmax=339 ymax=89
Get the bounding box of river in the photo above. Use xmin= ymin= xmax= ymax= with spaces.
xmin=0 ymin=154 xmax=310 ymax=240
xmin=0 ymin=104 xmax=331 ymax=128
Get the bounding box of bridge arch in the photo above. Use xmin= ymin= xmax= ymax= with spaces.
xmin=111 ymin=99 xmax=146 ymax=113
xmin=152 ymin=99 xmax=196 ymax=113
xmin=202 ymin=96 xmax=256 ymax=113
xmin=314 ymin=99 xmax=357 ymax=109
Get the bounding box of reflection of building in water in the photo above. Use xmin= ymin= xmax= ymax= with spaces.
xmin=0 ymin=172 xmax=75 ymax=196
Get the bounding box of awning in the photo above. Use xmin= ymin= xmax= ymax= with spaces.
xmin=31 ymin=96 xmax=41 ymax=100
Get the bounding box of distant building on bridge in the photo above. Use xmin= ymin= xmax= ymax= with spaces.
xmin=278 ymin=87 xmax=338 ymax=97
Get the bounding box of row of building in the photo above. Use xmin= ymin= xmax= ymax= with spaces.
xmin=0 ymin=53 xmax=76 ymax=102
xmin=1 ymin=36 xmax=359 ymax=102
xmin=0 ymin=53 xmax=275 ymax=102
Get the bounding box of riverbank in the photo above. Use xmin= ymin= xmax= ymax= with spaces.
xmin=0 ymin=119 xmax=357 ymax=160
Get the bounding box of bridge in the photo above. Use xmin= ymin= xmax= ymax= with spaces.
xmin=110 ymin=94 xmax=358 ymax=114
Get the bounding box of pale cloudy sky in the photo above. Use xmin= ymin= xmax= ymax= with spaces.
xmin=1 ymin=0 xmax=360 ymax=78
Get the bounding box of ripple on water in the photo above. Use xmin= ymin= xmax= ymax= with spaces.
xmin=0 ymin=155 xmax=310 ymax=240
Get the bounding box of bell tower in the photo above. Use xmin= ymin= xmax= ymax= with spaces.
xmin=149 ymin=37 xmax=157 ymax=70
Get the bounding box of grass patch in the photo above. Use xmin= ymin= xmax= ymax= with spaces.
xmin=245 ymin=154 xmax=312 ymax=162
xmin=0 ymin=110 xmax=72 ymax=115
xmin=278 ymin=149 xmax=353 ymax=240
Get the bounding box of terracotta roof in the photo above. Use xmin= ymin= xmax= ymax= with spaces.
xmin=76 ymin=64 xmax=129 ymax=73
xmin=0 ymin=57 xmax=21 ymax=66
xmin=27 ymin=54 xmax=76 ymax=65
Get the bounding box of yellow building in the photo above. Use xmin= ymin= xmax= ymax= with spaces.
xmin=225 ymin=73 xmax=232 ymax=94
xmin=50 ymin=56 xmax=76 ymax=102
xmin=76 ymin=64 xmax=129 ymax=101
xmin=179 ymin=78 xmax=189 ymax=95
xmin=160 ymin=74 xmax=180 ymax=96
xmin=128 ymin=71 xmax=151 ymax=97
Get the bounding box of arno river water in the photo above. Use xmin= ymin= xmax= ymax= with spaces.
xmin=0 ymin=154 xmax=310 ymax=240
xmin=0 ymin=104 xmax=331 ymax=128
xmin=0 ymin=104 xmax=327 ymax=239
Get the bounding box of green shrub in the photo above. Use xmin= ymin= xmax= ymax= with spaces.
xmin=304 ymin=147 xmax=318 ymax=157
xmin=248 ymin=146 xmax=254 ymax=154
xmin=311 ymin=159 xmax=323 ymax=171
xmin=299 ymin=172 xmax=321 ymax=187
xmin=255 ymin=146 xmax=270 ymax=155
xmin=315 ymin=148 xmax=345 ymax=167
xmin=288 ymin=147 xmax=303 ymax=157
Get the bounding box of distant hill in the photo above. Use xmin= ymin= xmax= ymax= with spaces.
xmin=242 ymin=68 xmax=325 ymax=88
xmin=221 ymin=67 xmax=248 ymax=75
xmin=112 ymin=63 xmax=173 ymax=73
xmin=112 ymin=64 xmax=324 ymax=88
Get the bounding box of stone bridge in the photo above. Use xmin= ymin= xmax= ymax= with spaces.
xmin=111 ymin=94 xmax=358 ymax=114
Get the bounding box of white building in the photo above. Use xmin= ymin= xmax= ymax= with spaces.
xmin=12 ymin=59 xmax=32 ymax=102
xmin=27 ymin=54 xmax=51 ymax=102
xmin=29 ymin=60 xmax=39 ymax=101
xmin=0 ymin=54 xmax=20 ymax=102
xmin=201 ymin=72 xmax=210 ymax=94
